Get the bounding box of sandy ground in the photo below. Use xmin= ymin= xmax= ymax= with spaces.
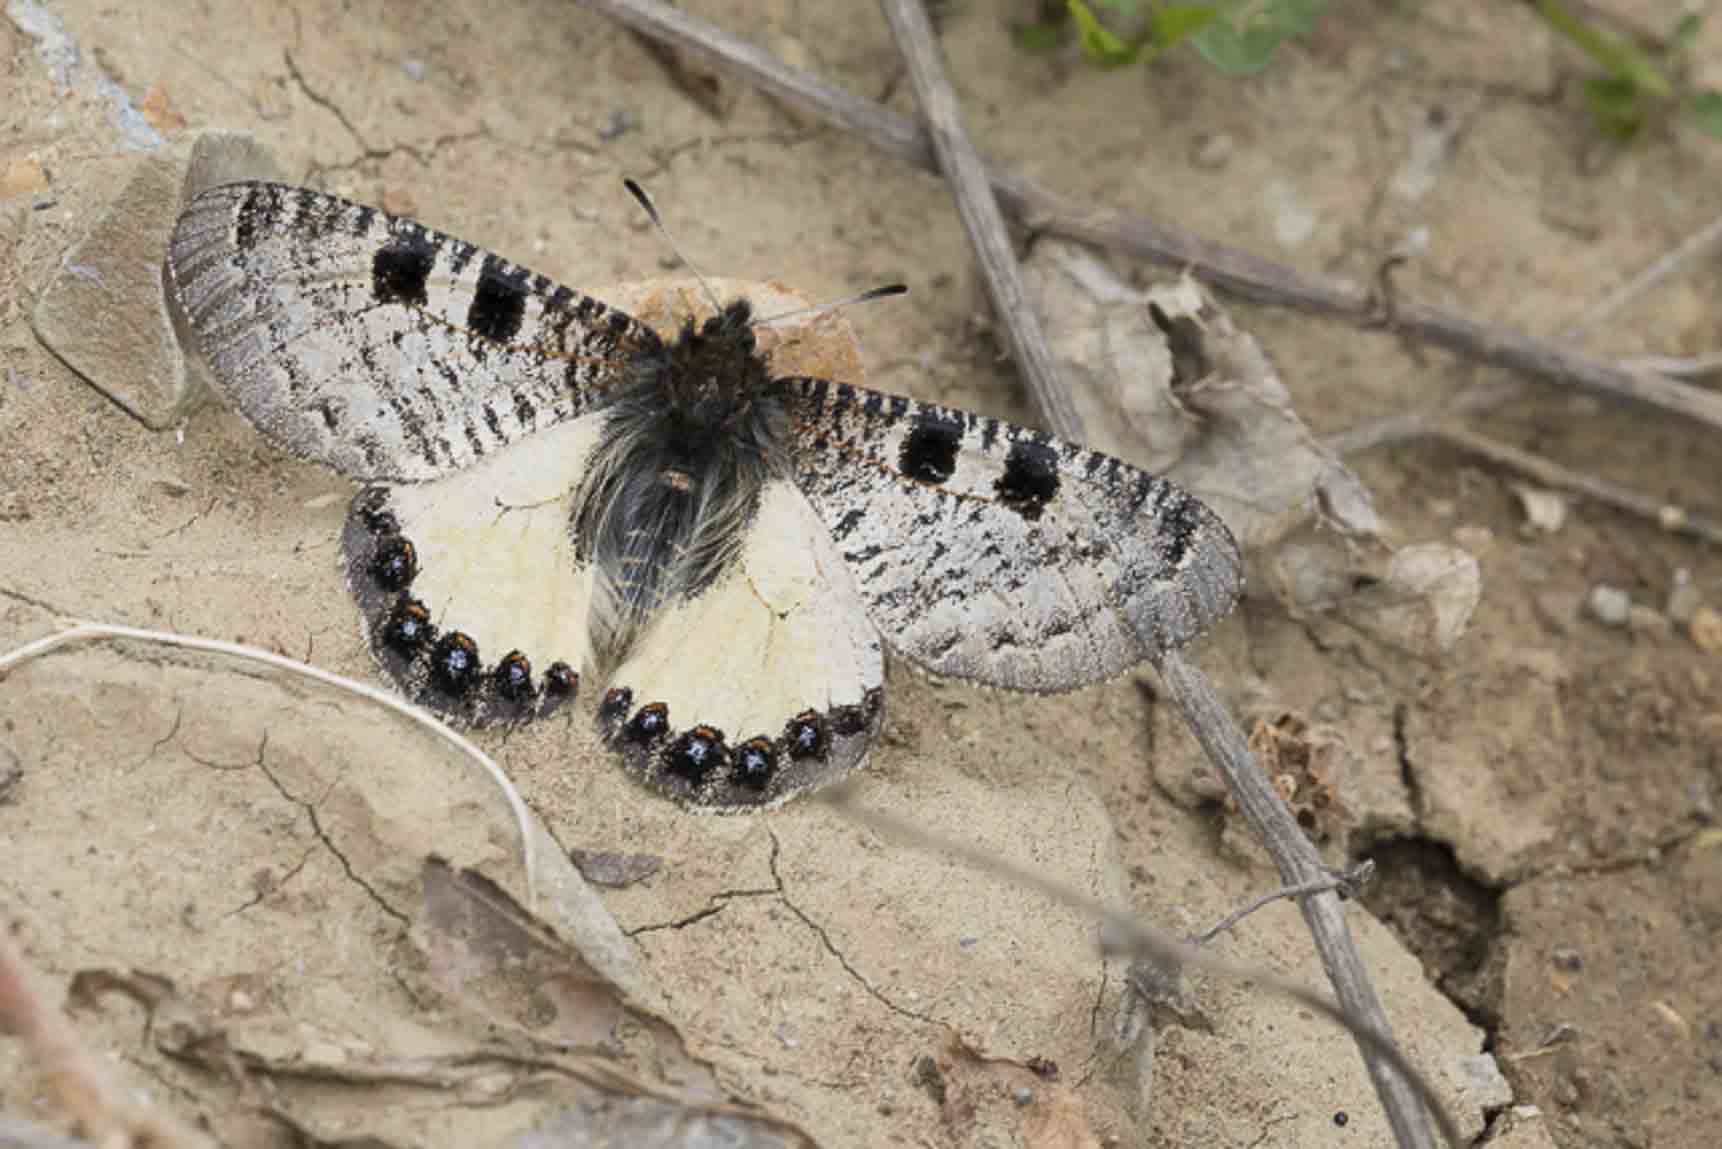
xmin=2 ymin=2 xmax=1720 ymax=1147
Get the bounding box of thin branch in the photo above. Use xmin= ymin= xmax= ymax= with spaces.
xmin=1622 ymin=351 xmax=1722 ymax=380
xmin=1557 ymin=209 xmax=1722 ymax=339
xmin=1154 ymin=650 xmax=1440 ymax=1149
xmin=0 ymin=916 xmax=217 ymax=1149
xmin=1432 ymin=425 xmax=1722 ymax=546
xmin=1331 ymin=206 xmax=1722 ymax=454
xmin=575 ymin=0 xmax=1722 ymax=436
xmin=822 ymin=790 xmax=1462 ymax=1148
xmin=877 ymin=0 xmax=1081 ymax=441
xmin=0 ymin=623 xmax=544 ymax=907
xmin=866 ymin=2 xmax=1438 ymax=1144
xmin=1191 ymin=861 xmax=1375 ymax=948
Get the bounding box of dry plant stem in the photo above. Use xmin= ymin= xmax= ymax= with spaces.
xmin=1329 ymin=403 xmax=1722 ymax=545
xmin=1558 ymin=209 xmax=1722 ymax=339
xmin=0 ymin=1117 xmax=101 ymax=1149
xmin=825 ymin=791 xmax=1464 ymax=1148
xmin=877 ymin=0 xmax=1082 ymax=441
xmin=1157 ymin=653 xmax=1438 ymax=1149
xmin=1433 ymin=425 xmax=1722 ymax=546
xmin=1624 ymin=351 xmax=1722 ymax=379
xmin=0 ymin=918 xmax=216 ymax=1149
xmin=576 ymin=0 xmax=1722 ymax=435
xmin=0 ymin=623 xmax=542 ymax=905
xmin=1333 ymin=206 xmax=1722 ymax=452
xmin=1192 ymin=860 xmax=1374 ymax=947
xmin=866 ymin=2 xmax=1435 ymax=1143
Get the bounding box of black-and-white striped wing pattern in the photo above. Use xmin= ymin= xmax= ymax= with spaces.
xmin=167 ymin=180 xmax=1241 ymax=812
xmin=167 ymin=181 xmax=655 ymax=482
xmin=777 ymin=379 xmax=1240 ymax=690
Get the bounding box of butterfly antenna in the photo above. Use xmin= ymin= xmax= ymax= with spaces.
xmin=752 ymin=283 xmax=908 ymax=329
xmin=623 ymin=178 xmax=725 ymax=317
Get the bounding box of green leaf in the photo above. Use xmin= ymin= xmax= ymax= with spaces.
xmin=1691 ymin=89 xmax=1722 ymax=137
xmin=1190 ymin=0 xmax=1325 ymax=76
xmin=1149 ymin=4 xmax=1219 ymax=51
xmin=1014 ymin=20 xmax=1067 ymax=52
xmin=1538 ymin=0 xmax=1671 ymax=98
xmin=1671 ymin=12 xmax=1704 ymax=55
xmin=1584 ymin=74 xmax=1645 ymax=138
xmin=1067 ymin=0 xmax=1141 ymax=65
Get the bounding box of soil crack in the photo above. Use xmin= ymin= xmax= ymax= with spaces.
xmin=239 ymin=735 xmax=411 ymax=926
xmin=767 ymin=831 xmax=937 ymax=1025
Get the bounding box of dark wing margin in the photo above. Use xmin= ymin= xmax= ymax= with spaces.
xmin=166 ymin=181 xmax=659 ymax=482
xmin=774 ymin=377 xmax=1242 ymax=692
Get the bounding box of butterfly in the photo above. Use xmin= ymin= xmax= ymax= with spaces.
xmin=166 ymin=181 xmax=1241 ymax=811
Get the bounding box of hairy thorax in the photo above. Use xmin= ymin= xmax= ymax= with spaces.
xmin=573 ymin=300 xmax=789 ymax=666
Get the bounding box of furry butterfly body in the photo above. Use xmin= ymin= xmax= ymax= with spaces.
xmin=167 ymin=181 xmax=1241 ymax=810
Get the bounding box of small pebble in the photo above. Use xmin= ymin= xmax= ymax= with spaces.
xmin=1666 ymin=568 xmax=1699 ymax=625
xmin=1690 ymin=605 xmax=1722 ymax=655
xmin=1516 ymin=487 xmax=1567 ymax=533
xmin=1627 ymin=604 xmax=1671 ymax=641
xmin=1586 ymin=584 xmax=1630 ymax=628
xmin=1193 ymin=132 xmax=1234 ymax=169
xmin=1452 ymin=524 xmax=1494 ymax=553
xmin=1012 ymin=1086 xmax=1034 ymax=1106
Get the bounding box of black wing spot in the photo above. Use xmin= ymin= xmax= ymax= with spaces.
xmin=234 ymin=184 xmax=293 ymax=255
xmin=429 ymin=631 xmax=481 ymax=695
xmin=373 ymin=233 xmax=436 ymax=306
xmin=784 ymin=710 xmax=828 ymax=760
xmin=733 ymin=738 xmax=777 ymax=790
xmin=369 ymin=535 xmax=418 ymax=591
xmin=995 ymin=439 xmax=1061 ymax=521
xmin=544 ymin=662 xmax=579 ymax=698
xmin=626 ymin=702 xmax=671 ymax=743
xmin=899 ymin=414 xmax=963 ymax=484
xmin=468 ymin=256 xmax=529 ymax=342
xmin=666 ymin=726 xmax=727 ymax=783
xmin=1158 ymin=493 xmax=1203 ymax=569
xmin=382 ymin=597 xmax=434 ymax=653
xmin=493 ymin=651 xmax=534 ymax=701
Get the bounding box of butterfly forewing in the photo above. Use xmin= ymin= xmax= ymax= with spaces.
xmin=167 ymin=181 xmax=655 ymax=482
xmin=776 ymin=378 xmax=1241 ymax=691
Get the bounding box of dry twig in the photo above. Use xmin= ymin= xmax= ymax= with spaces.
xmin=868 ymin=2 xmax=1440 ymax=1145
xmin=878 ymin=0 xmax=1080 ymax=442
xmin=0 ymin=917 xmax=216 ymax=1149
xmin=824 ymin=790 xmax=1462 ymax=1148
xmin=575 ymin=0 xmax=1722 ymax=436
xmin=1191 ymin=861 xmax=1375 ymax=948
xmin=1434 ymin=425 xmax=1722 ymax=546
xmin=1327 ymin=208 xmax=1722 ymax=542
xmin=0 ymin=623 xmax=543 ymax=905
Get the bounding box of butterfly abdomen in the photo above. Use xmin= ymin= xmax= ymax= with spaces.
xmin=575 ymin=318 xmax=788 ymax=667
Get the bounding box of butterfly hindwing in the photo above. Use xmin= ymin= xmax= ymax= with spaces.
xmin=167 ymin=181 xmax=656 ymax=482
xmin=775 ymin=378 xmax=1241 ymax=691
xmin=340 ymin=413 xmax=608 ymax=723
xmin=597 ymin=478 xmax=885 ymax=810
